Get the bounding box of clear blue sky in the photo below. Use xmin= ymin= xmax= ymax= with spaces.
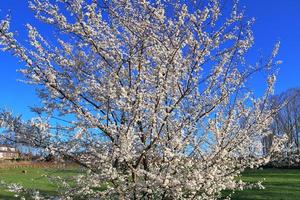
xmin=0 ymin=0 xmax=299 ymax=119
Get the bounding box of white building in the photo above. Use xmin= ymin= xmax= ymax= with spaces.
xmin=0 ymin=146 xmax=20 ymax=159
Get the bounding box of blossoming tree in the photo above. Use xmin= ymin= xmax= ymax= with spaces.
xmin=0 ymin=0 xmax=283 ymax=199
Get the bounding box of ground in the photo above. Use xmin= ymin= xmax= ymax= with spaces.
xmin=0 ymin=166 xmax=81 ymax=199
xmin=230 ymin=168 xmax=300 ymax=200
xmin=0 ymin=167 xmax=299 ymax=199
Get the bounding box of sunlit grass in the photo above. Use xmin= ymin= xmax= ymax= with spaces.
xmin=0 ymin=166 xmax=81 ymax=199
xmin=229 ymin=168 xmax=300 ymax=200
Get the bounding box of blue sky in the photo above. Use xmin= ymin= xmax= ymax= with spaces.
xmin=0 ymin=0 xmax=299 ymax=119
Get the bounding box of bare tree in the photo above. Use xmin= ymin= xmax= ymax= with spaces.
xmin=264 ymin=88 xmax=300 ymax=154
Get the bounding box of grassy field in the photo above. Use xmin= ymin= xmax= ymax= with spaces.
xmin=0 ymin=167 xmax=300 ymax=199
xmin=230 ymin=168 xmax=300 ymax=200
xmin=0 ymin=166 xmax=81 ymax=199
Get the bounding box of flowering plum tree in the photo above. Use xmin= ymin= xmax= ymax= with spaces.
xmin=0 ymin=0 xmax=283 ymax=199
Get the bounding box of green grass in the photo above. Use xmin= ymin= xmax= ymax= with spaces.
xmin=0 ymin=167 xmax=81 ymax=199
xmin=0 ymin=167 xmax=300 ymax=199
xmin=229 ymin=168 xmax=300 ymax=200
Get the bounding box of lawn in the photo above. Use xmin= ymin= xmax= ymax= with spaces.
xmin=0 ymin=166 xmax=81 ymax=199
xmin=0 ymin=167 xmax=300 ymax=199
xmin=230 ymin=168 xmax=300 ymax=200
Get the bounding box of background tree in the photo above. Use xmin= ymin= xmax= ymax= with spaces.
xmin=0 ymin=0 xmax=283 ymax=199
xmin=263 ymin=88 xmax=300 ymax=155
